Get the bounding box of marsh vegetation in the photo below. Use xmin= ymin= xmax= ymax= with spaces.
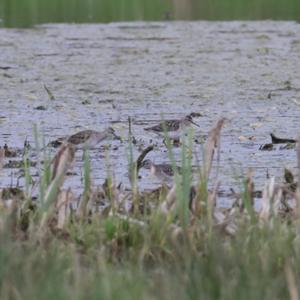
xmin=1 ymin=0 xmax=300 ymax=27
xmin=1 ymin=117 xmax=300 ymax=299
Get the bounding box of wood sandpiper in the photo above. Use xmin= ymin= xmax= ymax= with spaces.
xmin=49 ymin=127 xmax=121 ymax=149
xmin=141 ymin=159 xmax=182 ymax=182
xmin=144 ymin=114 xmax=199 ymax=133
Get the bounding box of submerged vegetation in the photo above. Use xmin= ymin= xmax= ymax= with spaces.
xmin=1 ymin=118 xmax=300 ymax=299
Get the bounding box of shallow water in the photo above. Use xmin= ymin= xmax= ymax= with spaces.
xmin=1 ymin=21 xmax=300 ymax=205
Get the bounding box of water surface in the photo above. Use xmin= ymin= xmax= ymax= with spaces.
xmin=1 ymin=21 xmax=300 ymax=205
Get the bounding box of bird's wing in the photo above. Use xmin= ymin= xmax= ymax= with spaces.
xmin=144 ymin=119 xmax=178 ymax=132
xmin=68 ymin=130 xmax=93 ymax=144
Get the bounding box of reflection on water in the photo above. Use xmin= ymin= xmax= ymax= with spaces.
xmin=0 ymin=0 xmax=300 ymax=27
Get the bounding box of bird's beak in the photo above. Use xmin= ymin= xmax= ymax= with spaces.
xmin=190 ymin=120 xmax=200 ymax=127
xmin=113 ymin=133 xmax=122 ymax=141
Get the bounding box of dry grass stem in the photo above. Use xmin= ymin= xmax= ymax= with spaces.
xmin=160 ymin=185 xmax=176 ymax=214
xmin=203 ymin=118 xmax=226 ymax=179
xmin=0 ymin=147 xmax=5 ymax=169
xmin=285 ymin=264 xmax=299 ymax=300
xmin=56 ymin=188 xmax=74 ymax=229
